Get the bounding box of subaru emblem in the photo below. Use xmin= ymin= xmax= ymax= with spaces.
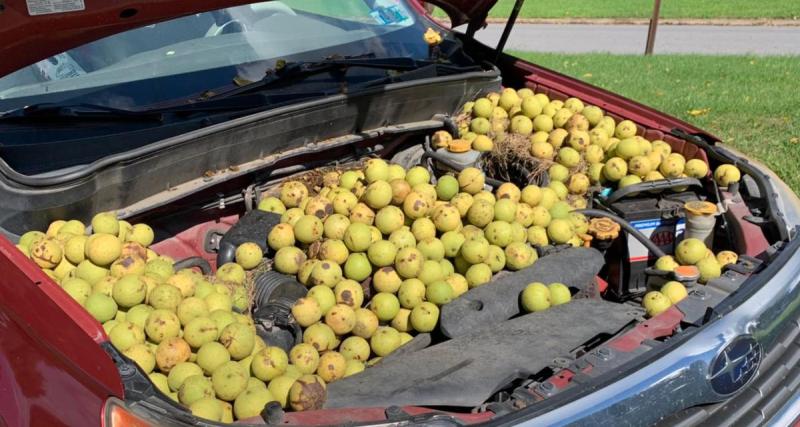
xmin=708 ymin=335 xmax=762 ymax=396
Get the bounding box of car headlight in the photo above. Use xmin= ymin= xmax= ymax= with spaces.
xmin=102 ymin=398 xmax=153 ymax=427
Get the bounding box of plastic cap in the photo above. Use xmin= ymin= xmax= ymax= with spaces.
xmin=588 ymin=218 xmax=621 ymax=240
xmin=684 ymin=201 xmax=718 ymax=216
xmin=674 ymin=265 xmax=701 ymax=281
xmin=423 ymin=28 xmax=443 ymax=46
xmin=447 ymin=139 xmax=472 ymax=153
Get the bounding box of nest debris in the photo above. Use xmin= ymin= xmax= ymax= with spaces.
xmin=483 ymin=133 xmax=550 ymax=187
xmin=262 ymin=159 xmax=367 ymax=197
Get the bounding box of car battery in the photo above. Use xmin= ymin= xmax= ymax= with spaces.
xmin=603 ymin=191 xmax=699 ymax=301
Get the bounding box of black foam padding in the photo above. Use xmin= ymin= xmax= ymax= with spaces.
xmin=324 ymin=299 xmax=635 ymax=409
xmin=379 ymin=333 xmax=432 ymax=362
xmin=216 ymin=210 xmax=282 ymax=266
xmin=440 ymin=247 xmax=606 ymax=338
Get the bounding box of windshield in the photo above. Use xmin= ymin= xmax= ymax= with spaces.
xmin=0 ymin=0 xmax=430 ymax=112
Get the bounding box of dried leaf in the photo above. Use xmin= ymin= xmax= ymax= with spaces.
xmin=687 ymin=108 xmax=710 ymax=117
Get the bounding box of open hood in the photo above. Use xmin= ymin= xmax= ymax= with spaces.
xmin=0 ymin=0 xmax=498 ymax=78
xmin=424 ymin=0 xmax=497 ymax=27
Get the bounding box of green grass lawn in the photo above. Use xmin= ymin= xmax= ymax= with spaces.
xmin=437 ymin=0 xmax=800 ymax=20
xmin=510 ymin=52 xmax=800 ymax=191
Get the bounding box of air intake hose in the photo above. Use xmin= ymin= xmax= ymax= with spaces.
xmin=251 ymin=271 xmax=307 ymax=353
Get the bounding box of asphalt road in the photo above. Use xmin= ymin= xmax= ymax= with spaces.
xmin=470 ymin=24 xmax=800 ymax=55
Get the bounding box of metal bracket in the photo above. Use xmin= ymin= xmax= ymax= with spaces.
xmin=385 ymin=406 xmax=410 ymax=421
xmin=203 ymin=229 xmax=226 ymax=253
xmin=534 ymin=381 xmax=558 ymax=399
xmin=243 ymin=184 xmax=257 ymax=211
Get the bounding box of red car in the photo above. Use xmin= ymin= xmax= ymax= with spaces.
xmin=2 ymin=0 xmax=800 ymax=426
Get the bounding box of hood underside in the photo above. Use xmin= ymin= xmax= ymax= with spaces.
xmin=425 ymin=0 xmax=495 ymax=27
xmin=0 ymin=0 xmax=497 ymax=78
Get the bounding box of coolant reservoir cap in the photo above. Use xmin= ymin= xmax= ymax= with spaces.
xmin=684 ymin=201 xmax=718 ymax=216
xmin=588 ymin=217 xmax=621 ymax=240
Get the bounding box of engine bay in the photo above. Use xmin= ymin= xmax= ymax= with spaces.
xmin=13 ymin=84 xmax=777 ymax=424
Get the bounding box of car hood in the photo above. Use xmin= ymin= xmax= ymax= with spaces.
xmin=0 ymin=0 xmax=497 ymax=78
xmin=425 ymin=0 xmax=496 ymax=27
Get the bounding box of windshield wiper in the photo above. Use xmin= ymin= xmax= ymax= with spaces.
xmin=0 ymin=103 xmax=165 ymax=122
xmin=205 ymin=53 xmax=469 ymax=100
xmin=0 ymin=91 xmax=332 ymax=123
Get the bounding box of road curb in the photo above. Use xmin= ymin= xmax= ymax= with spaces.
xmin=484 ymin=18 xmax=800 ymax=26
xmin=437 ymin=17 xmax=800 ymax=27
